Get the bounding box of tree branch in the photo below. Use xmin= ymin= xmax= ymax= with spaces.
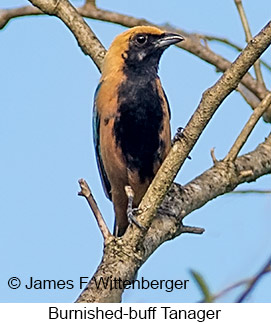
xmin=237 ymin=83 xmax=261 ymax=109
xmin=234 ymin=0 xmax=265 ymax=87
xmin=198 ymin=32 xmax=271 ymax=72
xmin=225 ymin=92 xmax=271 ymax=161
xmin=237 ymin=256 xmax=271 ymax=302
xmin=210 ymin=147 xmax=218 ymax=165
xmin=28 ymin=0 xmax=106 ymax=71
xmin=78 ymin=179 xmax=112 ymax=242
xmin=0 ymin=5 xmax=42 ymax=29
xmin=85 ymin=0 xmax=96 ymax=7
xmin=230 ymin=189 xmax=271 ymax=194
xmin=200 ymin=255 xmax=271 ymax=302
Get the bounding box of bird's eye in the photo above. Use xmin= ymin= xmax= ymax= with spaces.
xmin=135 ymin=34 xmax=147 ymax=46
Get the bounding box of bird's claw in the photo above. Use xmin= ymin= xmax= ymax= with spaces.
xmin=127 ymin=208 xmax=146 ymax=231
xmin=125 ymin=185 xmax=146 ymax=231
xmin=172 ymin=127 xmax=192 ymax=160
xmin=172 ymin=127 xmax=185 ymax=144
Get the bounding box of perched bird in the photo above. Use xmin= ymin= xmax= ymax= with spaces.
xmin=93 ymin=26 xmax=184 ymax=236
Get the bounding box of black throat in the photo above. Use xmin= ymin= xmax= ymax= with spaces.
xmin=114 ymin=64 xmax=165 ymax=183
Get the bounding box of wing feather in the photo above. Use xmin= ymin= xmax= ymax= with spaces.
xmin=93 ymin=82 xmax=112 ymax=200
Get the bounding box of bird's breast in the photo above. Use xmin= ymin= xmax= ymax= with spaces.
xmin=113 ymin=77 xmax=170 ymax=183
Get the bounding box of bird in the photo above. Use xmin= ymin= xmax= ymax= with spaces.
xmin=93 ymin=26 xmax=184 ymax=236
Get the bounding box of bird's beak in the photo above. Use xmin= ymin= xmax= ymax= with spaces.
xmin=156 ymin=32 xmax=184 ymax=48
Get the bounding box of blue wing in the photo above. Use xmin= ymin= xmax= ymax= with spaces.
xmin=93 ymin=82 xmax=112 ymax=200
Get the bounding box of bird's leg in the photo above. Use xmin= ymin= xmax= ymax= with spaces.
xmin=124 ymin=186 xmax=146 ymax=230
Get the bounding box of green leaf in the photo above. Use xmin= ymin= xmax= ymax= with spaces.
xmin=190 ymin=269 xmax=213 ymax=302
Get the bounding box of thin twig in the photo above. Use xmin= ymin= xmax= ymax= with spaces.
xmin=181 ymin=225 xmax=205 ymax=235
xmin=85 ymin=0 xmax=96 ymax=7
xmin=230 ymin=189 xmax=271 ymax=194
xmin=211 ymin=278 xmax=249 ymax=301
xmin=237 ymin=256 xmax=271 ymax=302
xmin=200 ymin=256 xmax=271 ymax=302
xmin=234 ymin=0 xmax=265 ymax=87
xmin=234 ymin=0 xmax=253 ymax=43
xmin=202 ymin=34 xmax=271 ymax=71
xmin=199 ymin=34 xmax=243 ymax=51
xmin=78 ymin=178 xmax=112 ymax=241
xmin=210 ymin=147 xmax=218 ymax=165
xmin=237 ymin=83 xmax=260 ymax=109
xmin=259 ymin=59 xmax=271 ymax=72
xmin=225 ymin=92 xmax=271 ymax=161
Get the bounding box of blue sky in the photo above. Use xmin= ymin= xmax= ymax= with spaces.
xmin=1 ymin=0 xmax=271 ymax=303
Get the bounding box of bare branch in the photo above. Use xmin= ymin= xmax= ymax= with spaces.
xmin=225 ymin=92 xmax=271 ymax=161
xmin=28 ymin=0 xmax=106 ymax=72
xmin=234 ymin=0 xmax=253 ymax=43
xmin=230 ymin=189 xmax=271 ymax=194
xmin=234 ymin=0 xmax=265 ymax=87
xmin=200 ymin=33 xmax=271 ymax=71
xmin=210 ymin=147 xmax=218 ymax=165
xmin=197 ymin=255 xmax=271 ymax=302
xmin=237 ymin=83 xmax=261 ymax=109
xmin=200 ymin=34 xmax=244 ymax=51
xmin=199 ymin=33 xmax=271 ymax=71
xmin=237 ymin=256 xmax=271 ymax=302
xmin=0 ymin=6 xmax=42 ymax=29
xmin=207 ymin=256 xmax=271 ymax=301
xmin=211 ymin=278 xmax=249 ymax=302
xmin=181 ymin=225 xmax=205 ymax=235
xmin=260 ymin=60 xmax=271 ymax=72
xmin=78 ymin=179 xmax=112 ymax=242
xmin=85 ymin=0 xmax=96 ymax=7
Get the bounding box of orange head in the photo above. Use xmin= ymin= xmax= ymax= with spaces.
xmin=101 ymin=26 xmax=184 ymax=77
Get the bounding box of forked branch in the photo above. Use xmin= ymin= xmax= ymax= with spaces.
xmin=78 ymin=179 xmax=112 ymax=242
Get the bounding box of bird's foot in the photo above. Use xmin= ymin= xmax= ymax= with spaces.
xmin=127 ymin=207 xmax=143 ymax=229
xmin=172 ymin=127 xmax=185 ymax=144
xmin=125 ymin=186 xmax=146 ymax=231
xmin=172 ymin=127 xmax=192 ymax=160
